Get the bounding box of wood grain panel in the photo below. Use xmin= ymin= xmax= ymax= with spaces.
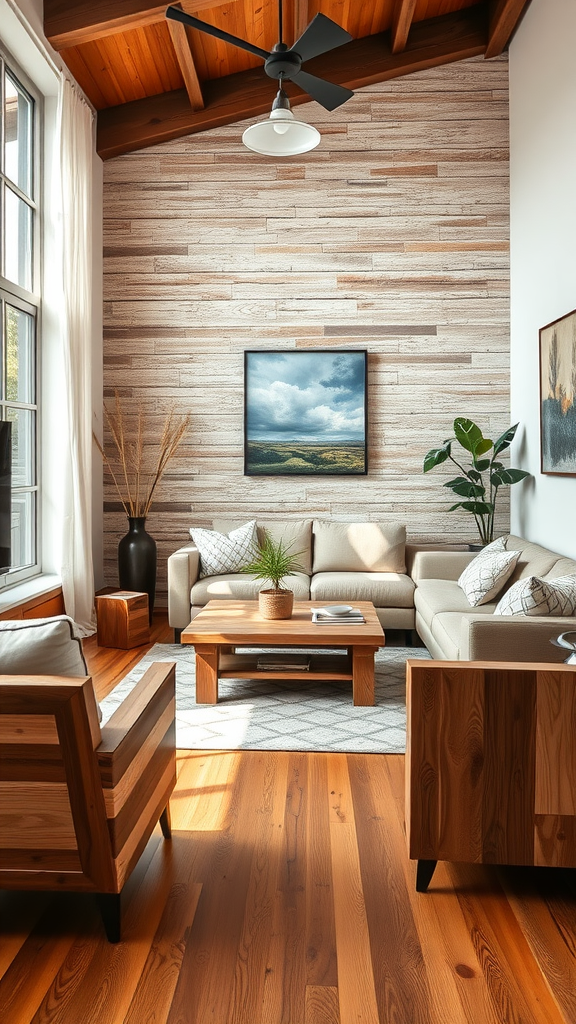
xmin=102 ymin=57 xmax=510 ymax=606
xmin=0 ymin=782 xmax=77 ymax=849
xmin=535 ymin=670 xmax=576 ymax=816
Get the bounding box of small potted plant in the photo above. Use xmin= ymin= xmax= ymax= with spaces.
xmin=423 ymin=418 xmax=530 ymax=546
xmin=241 ymin=531 xmax=304 ymax=620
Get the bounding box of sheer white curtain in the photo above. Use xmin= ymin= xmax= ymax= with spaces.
xmin=57 ymin=78 xmax=96 ymax=634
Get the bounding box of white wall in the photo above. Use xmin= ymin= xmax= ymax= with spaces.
xmin=509 ymin=0 xmax=576 ymax=557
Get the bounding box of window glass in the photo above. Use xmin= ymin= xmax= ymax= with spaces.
xmin=4 ymin=185 xmax=33 ymax=290
xmin=6 ymin=407 xmax=35 ymax=487
xmin=5 ymin=303 xmax=34 ymax=403
xmin=10 ymin=490 xmax=35 ymax=569
xmin=4 ymin=70 xmax=33 ymax=197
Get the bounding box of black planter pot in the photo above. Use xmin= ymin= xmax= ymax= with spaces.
xmin=118 ymin=517 xmax=157 ymax=624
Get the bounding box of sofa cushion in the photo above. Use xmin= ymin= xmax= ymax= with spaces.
xmin=0 ymin=616 xmax=88 ymax=676
xmin=428 ymin=612 xmax=464 ymax=660
xmin=503 ymin=536 xmax=564 ymax=587
xmin=495 ymin=575 xmax=576 ymax=616
xmin=544 ymin=556 xmax=576 ymax=580
xmin=191 ymin=520 xmax=259 ymax=578
xmin=191 ymin=571 xmax=311 ymax=605
xmin=415 ymin=579 xmax=497 ymax=630
xmin=213 ymin=519 xmax=313 ymax=575
xmin=458 ymin=550 xmax=520 ymax=606
xmin=310 ymin=571 xmax=414 ymax=608
xmin=312 ymin=522 xmax=406 ymax=574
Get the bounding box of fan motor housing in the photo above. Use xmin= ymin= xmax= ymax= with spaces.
xmin=264 ymin=48 xmax=302 ymax=80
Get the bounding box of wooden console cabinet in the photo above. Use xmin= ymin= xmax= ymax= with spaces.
xmin=95 ymin=591 xmax=150 ymax=649
xmin=406 ymin=660 xmax=576 ymax=891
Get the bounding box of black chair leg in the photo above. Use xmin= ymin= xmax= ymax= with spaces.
xmin=174 ymin=628 xmax=182 ymax=643
xmin=160 ymin=804 xmax=172 ymax=839
xmin=96 ymin=892 xmax=122 ymax=943
xmin=416 ymin=859 xmax=438 ymax=893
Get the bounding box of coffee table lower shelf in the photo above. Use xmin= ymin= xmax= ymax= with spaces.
xmin=219 ymin=652 xmax=353 ymax=681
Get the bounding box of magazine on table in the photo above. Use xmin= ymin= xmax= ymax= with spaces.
xmin=257 ymin=653 xmax=311 ymax=671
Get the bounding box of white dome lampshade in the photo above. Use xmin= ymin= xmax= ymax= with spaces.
xmin=242 ymin=87 xmax=320 ymax=157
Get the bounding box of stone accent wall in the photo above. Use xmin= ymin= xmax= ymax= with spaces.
xmin=102 ymin=55 xmax=510 ymax=605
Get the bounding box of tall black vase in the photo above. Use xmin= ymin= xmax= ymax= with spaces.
xmin=118 ymin=516 xmax=156 ymax=625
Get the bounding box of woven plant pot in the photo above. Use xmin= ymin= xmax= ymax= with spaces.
xmin=258 ymin=589 xmax=294 ymax=620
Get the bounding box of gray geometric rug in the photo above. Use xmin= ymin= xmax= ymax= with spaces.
xmin=99 ymin=643 xmax=432 ymax=754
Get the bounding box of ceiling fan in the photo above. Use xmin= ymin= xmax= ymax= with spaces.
xmin=165 ymin=2 xmax=354 ymax=112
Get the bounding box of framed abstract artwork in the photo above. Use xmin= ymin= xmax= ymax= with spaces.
xmin=244 ymin=349 xmax=368 ymax=476
xmin=540 ymin=308 xmax=576 ymax=475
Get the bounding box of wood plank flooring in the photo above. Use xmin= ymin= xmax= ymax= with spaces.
xmin=1 ymin=613 xmax=576 ymax=1023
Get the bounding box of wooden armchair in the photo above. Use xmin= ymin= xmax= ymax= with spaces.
xmin=0 ymin=661 xmax=176 ymax=941
xmin=406 ymin=660 xmax=576 ymax=892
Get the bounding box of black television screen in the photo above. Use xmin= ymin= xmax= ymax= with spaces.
xmin=0 ymin=421 xmax=11 ymax=574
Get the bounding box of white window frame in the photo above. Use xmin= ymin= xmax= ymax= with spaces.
xmin=0 ymin=44 xmax=42 ymax=590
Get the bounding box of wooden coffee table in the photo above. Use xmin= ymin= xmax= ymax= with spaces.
xmin=181 ymin=599 xmax=384 ymax=706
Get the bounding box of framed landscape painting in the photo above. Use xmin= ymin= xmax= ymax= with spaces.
xmin=540 ymin=308 xmax=576 ymax=475
xmin=244 ymin=349 xmax=367 ymax=476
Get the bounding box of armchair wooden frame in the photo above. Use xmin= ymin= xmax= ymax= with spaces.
xmin=0 ymin=662 xmax=176 ymax=941
xmin=406 ymin=660 xmax=576 ymax=892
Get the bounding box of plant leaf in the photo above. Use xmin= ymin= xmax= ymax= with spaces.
xmin=493 ymin=422 xmax=519 ymax=455
xmin=468 ymin=469 xmax=481 ymax=482
xmin=444 ymin=480 xmax=485 ymax=498
xmin=492 ymin=467 xmax=531 ymax=485
xmin=472 ymin=458 xmax=491 ymax=472
xmin=448 ymin=503 xmax=464 ymax=511
xmin=460 ymin=501 xmax=494 ymax=514
xmin=474 ymin=438 xmax=493 ymax=457
xmin=423 ymin=446 xmax=449 ymax=473
xmin=454 ymin=417 xmax=483 ymax=453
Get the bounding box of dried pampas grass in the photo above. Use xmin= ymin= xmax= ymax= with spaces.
xmin=94 ymin=391 xmax=189 ymax=517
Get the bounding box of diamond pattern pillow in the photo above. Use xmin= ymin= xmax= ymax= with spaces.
xmin=191 ymin=520 xmax=259 ymax=578
xmin=458 ymin=549 xmax=520 ymax=607
xmin=495 ymin=574 xmax=576 ymax=616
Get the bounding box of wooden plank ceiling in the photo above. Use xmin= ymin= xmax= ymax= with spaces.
xmin=44 ymin=0 xmax=532 ymax=159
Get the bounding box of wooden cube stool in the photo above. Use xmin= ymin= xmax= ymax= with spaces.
xmin=95 ymin=591 xmax=150 ymax=649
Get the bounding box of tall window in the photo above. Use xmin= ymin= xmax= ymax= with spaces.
xmin=0 ymin=52 xmax=39 ymax=584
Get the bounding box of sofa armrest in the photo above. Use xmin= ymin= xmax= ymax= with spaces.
xmin=411 ymin=550 xmax=475 ymax=583
xmin=460 ymin=615 xmax=576 ymax=663
xmin=167 ymin=543 xmax=200 ymax=628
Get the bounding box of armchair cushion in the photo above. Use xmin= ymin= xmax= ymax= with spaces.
xmin=312 ymin=521 xmax=406 ymax=574
xmin=0 ymin=615 xmax=88 ymax=676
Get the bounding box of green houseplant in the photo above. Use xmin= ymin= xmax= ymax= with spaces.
xmin=423 ymin=418 xmax=530 ymax=545
xmin=241 ymin=531 xmax=304 ymax=619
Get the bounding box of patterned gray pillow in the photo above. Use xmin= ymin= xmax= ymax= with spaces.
xmin=191 ymin=520 xmax=259 ymax=578
xmin=458 ymin=549 xmax=520 ymax=607
xmin=495 ymin=574 xmax=576 ymax=616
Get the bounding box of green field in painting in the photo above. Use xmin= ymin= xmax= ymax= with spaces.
xmin=246 ymin=440 xmax=366 ymax=475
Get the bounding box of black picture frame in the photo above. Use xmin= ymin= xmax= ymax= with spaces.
xmin=244 ymin=349 xmax=368 ymax=476
xmin=539 ymin=308 xmax=576 ymax=476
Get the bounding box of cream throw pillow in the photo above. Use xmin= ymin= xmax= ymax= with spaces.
xmin=191 ymin=520 xmax=259 ymax=578
xmin=458 ymin=549 xmax=520 ymax=607
xmin=0 ymin=616 xmax=88 ymax=675
xmin=495 ymin=574 xmax=576 ymax=616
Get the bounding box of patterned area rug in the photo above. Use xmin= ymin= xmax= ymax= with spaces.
xmin=99 ymin=643 xmax=432 ymax=754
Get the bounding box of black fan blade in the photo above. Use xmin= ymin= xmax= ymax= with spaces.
xmin=165 ymin=6 xmax=270 ymax=61
xmin=291 ymin=70 xmax=353 ymax=112
xmin=290 ymin=13 xmax=352 ymax=63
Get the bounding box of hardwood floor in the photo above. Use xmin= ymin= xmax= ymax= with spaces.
xmin=1 ymin=613 xmax=576 ymax=1023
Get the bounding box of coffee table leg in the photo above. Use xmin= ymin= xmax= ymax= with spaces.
xmin=352 ymin=646 xmax=376 ymax=706
xmin=195 ymin=644 xmax=219 ymax=703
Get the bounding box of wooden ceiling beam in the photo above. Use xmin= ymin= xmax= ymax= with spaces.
xmin=97 ymin=5 xmax=488 ymax=159
xmin=44 ymin=0 xmax=240 ymax=51
xmin=167 ymin=5 xmax=204 ymax=111
xmin=292 ymin=1 xmax=310 ymax=46
xmin=391 ymin=0 xmax=418 ymax=54
xmin=485 ymin=0 xmax=531 ymax=58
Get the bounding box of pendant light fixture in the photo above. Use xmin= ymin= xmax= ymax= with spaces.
xmin=242 ymin=86 xmax=320 ymax=156
xmin=165 ymin=0 xmax=353 ymax=157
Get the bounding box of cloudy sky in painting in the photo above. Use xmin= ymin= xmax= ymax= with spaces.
xmin=245 ymin=351 xmax=366 ymax=442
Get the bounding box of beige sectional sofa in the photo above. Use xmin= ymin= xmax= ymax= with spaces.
xmin=411 ymin=534 xmax=576 ymax=663
xmin=168 ymin=523 xmax=576 ymax=664
xmin=167 ymin=519 xmax=415 ymax=636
